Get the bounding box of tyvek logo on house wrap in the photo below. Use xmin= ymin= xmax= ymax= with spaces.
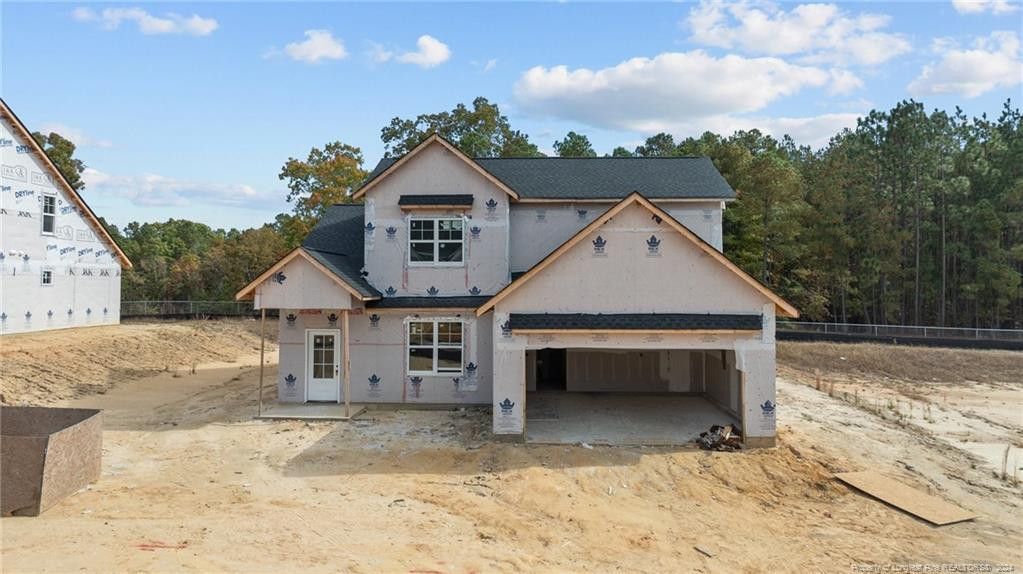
xmin=535 ymin=209 xmax=546 ymax=222
xmin=285 ymin=313 xmax=298 ymax=327
xmin=385 ymin=286 xmax=397 ymax=297
xmin=500 ymin=320 xmax=512 ymax=338
xmin=368 ymin=374 xmax=381 ymax=389
xmin=426 ymin=286 xmax=439 ymax=296
xmin=369 ymin=313 xmax=380 ymax=329
xmin=469 ymin=226 xmax=481 ymax=239
xmin=408 ymin=376 xmax=423 ymax=398
xmin=468 ymin=286 xmax=481 ymax=295
xmin=485 ymin=198 xmax=498 ymax=213
xmin=592 ymin=235 xmax=607 ymax=255
xmin=271 ymin=271 xmax=286 ymax=284
xmin=577 ymin=209 xmax=588 ymax=220
xmin=761 ymin=400 xmax=776 ymax=416
xmin=327 ymin=313 xmax=338 ymax=327
xmin=499 ymin=398 xmax=515 ymax=414
xmin=646 ymin=235 xmax=661 ymax=256
xmin=284 ymin=374 xmax=297 ymax=388
xmin=385 ymin=226 xmax=397 ymax=240
xmin=364 ymin=222 xmax=375 ymax=236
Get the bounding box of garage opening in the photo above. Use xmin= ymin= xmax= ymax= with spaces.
xmin=524 ymin=348 xmax=743 ymax=445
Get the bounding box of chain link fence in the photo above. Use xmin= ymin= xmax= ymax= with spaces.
xmin=776 ymin=320 xmax=1023 ymax=342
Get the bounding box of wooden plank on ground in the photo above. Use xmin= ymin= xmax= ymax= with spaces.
xmin=835 ymin=471 xmax=977 ymax=526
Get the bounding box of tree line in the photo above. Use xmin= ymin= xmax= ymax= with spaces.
xmin=40 ymin=96 xmax=1019 ymax=328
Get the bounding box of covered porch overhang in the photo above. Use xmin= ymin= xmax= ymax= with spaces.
xmin=235 ymin=247 xmax=382 ymax=420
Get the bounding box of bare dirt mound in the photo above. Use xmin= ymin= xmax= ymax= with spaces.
xmin=0 ymin=319 xmax=277 ymax=406
xmin=778 ymin=341 xmax=1023 ymax=384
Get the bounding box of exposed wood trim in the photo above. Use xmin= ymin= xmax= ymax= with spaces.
xmin=343 ymin=309 xmax=351 ymax=418
xmin=352 ymin=134 xmax=519 ymax=200
xmin=234 ymin=247 xmax=373 ymax=303
xmin=739 ymin=369 xmax=747 ymax=440
xmin=476 ymin=191 xmax=799 ymax=318
xmin=258 ymin=309 xmax=266 ymax=417
xmin=0 ymin=99 xmax=133 ymax=268
xmin=511 ymin=328 xmax=760 ymax=335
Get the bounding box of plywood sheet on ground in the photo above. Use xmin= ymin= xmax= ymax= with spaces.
xmin=835 ymin=471 xmax=977 ymax=526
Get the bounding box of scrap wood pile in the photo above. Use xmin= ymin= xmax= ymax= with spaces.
xmin=697 ymin=424 xmax=743 ymax=451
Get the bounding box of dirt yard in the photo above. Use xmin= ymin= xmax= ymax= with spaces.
xmin=1 ymin=321 xmax=1020 ymax=573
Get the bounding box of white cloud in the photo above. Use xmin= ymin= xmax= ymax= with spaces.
xmin=81 ymin=168 xmax=276 ymax=208
xmin=515 ymin=50 xmax=834 ymax=132
xmin=283 ymin=30 xmax=348 ymax=63
xmin=37 ymin=123 xmax=112 ymax=149
xmin=483 ymin=58 xmax=498 ymax=73
xmin=908 ymin=31 xmax=1022 ymax=97
xmin=828 ymin=69 xmax=864 ymax=94
xmin=367 ymin=42 xmax=394 ymax=64
xmin=685 ymin=1 xmax=911 ymax=67
xmin=72 ymin=7 xmax=218 ymax=36
xmin=397 ymin=35 xmax=451 ymax=68
xmin=951 ymin=0 xmax=1019 ymax=14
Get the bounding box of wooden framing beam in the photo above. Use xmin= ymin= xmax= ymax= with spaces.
xmin=343 ymin=309 xmax=351 ymax=418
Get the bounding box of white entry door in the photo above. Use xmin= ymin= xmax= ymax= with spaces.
xmin=306 ymin=329 xmax=340 ymax=402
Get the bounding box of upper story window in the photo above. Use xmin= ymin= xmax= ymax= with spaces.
xmin=41 ymin=195 xmax=56 ymax=235
xmin=409 ymin=217 xmax=463 ymax=266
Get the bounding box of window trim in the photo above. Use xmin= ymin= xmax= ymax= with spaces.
xmin=40 ymin=268 xmax=53 ymax=286
xmin=407 ymin=215 xmax=465 ymax=268
xmin=406 ymin=318 xmax=464 ymax=376
xmin=40 ymin=194 xmax=56 ymax=236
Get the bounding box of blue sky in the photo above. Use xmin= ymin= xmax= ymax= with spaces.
xmin=3 ymin=1 xmax=1021 ymax=230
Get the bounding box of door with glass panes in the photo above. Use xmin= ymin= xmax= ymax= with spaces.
xmin=306 ymin=329 xmax=340 ymax=401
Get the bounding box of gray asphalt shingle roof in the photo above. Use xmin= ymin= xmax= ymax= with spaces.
xmin=367 ymin=296 xmax=492 ymax=309
xmin=363 ymin=156 xmax=735 ymax=200
xmin=301 ymin=204 xmax=380 ymax=299
xmin=398 ymin=194 xmax=474 ymax=206
xmin=507 ymin=313 xmax=763 ymax=331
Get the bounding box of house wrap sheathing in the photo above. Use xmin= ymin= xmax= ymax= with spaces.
xmin=238 ymin=135 xmax=796 ymax=447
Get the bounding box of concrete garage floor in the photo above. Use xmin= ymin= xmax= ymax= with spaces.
xmin=525 ymin=392 xmax=739 ymax=446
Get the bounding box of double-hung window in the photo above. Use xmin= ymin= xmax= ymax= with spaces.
xmin=41 ymin=195 xmax=56 ymax=235
xmin=407 ymin=320 xmax=463 ymax=374
xmin=409 ymin=217 xmax=463 ymax=265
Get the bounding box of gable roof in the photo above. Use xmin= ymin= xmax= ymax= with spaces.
xmin=351 ymin=134 xmax=519 ymax=201
xmin=476 ymin=191 xmax=799 ymax=318
xmin=362 ymin=155 xmax=735 ymax=201
xmin=0 ymin=98 xmax=132 ymax=268
xmin=235 ymin=203 xmax=380 ymax=302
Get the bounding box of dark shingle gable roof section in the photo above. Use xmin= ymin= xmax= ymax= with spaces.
xmin=301 ymin=204 xmax=380 ymax=299
xmin=398 ymin=194 xmax=474 ymax=206
xmin=362 ymin=156 xmax=735 ymax=201
xmin=507 ymin=313 xmax=763 ymax=331
xmin=368 ymin=296 xmax=492 ymax=309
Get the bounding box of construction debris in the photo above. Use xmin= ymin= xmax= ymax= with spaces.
xmin=697 ymin=424 xmax=743 ymax=451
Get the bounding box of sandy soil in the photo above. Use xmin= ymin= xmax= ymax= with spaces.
xmin=0 ymin=322 xmax=1020 ymax=573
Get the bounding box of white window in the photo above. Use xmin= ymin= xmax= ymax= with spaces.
xmin=409 ymin=217 xmax=463 ymax=266
xmin=41 ymin=269 xmax=53 ymax=286
xmin=41 ymin=195 xmax=56 ymax=235
xmin=407 ymin=320 xmax=463 ymax=375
